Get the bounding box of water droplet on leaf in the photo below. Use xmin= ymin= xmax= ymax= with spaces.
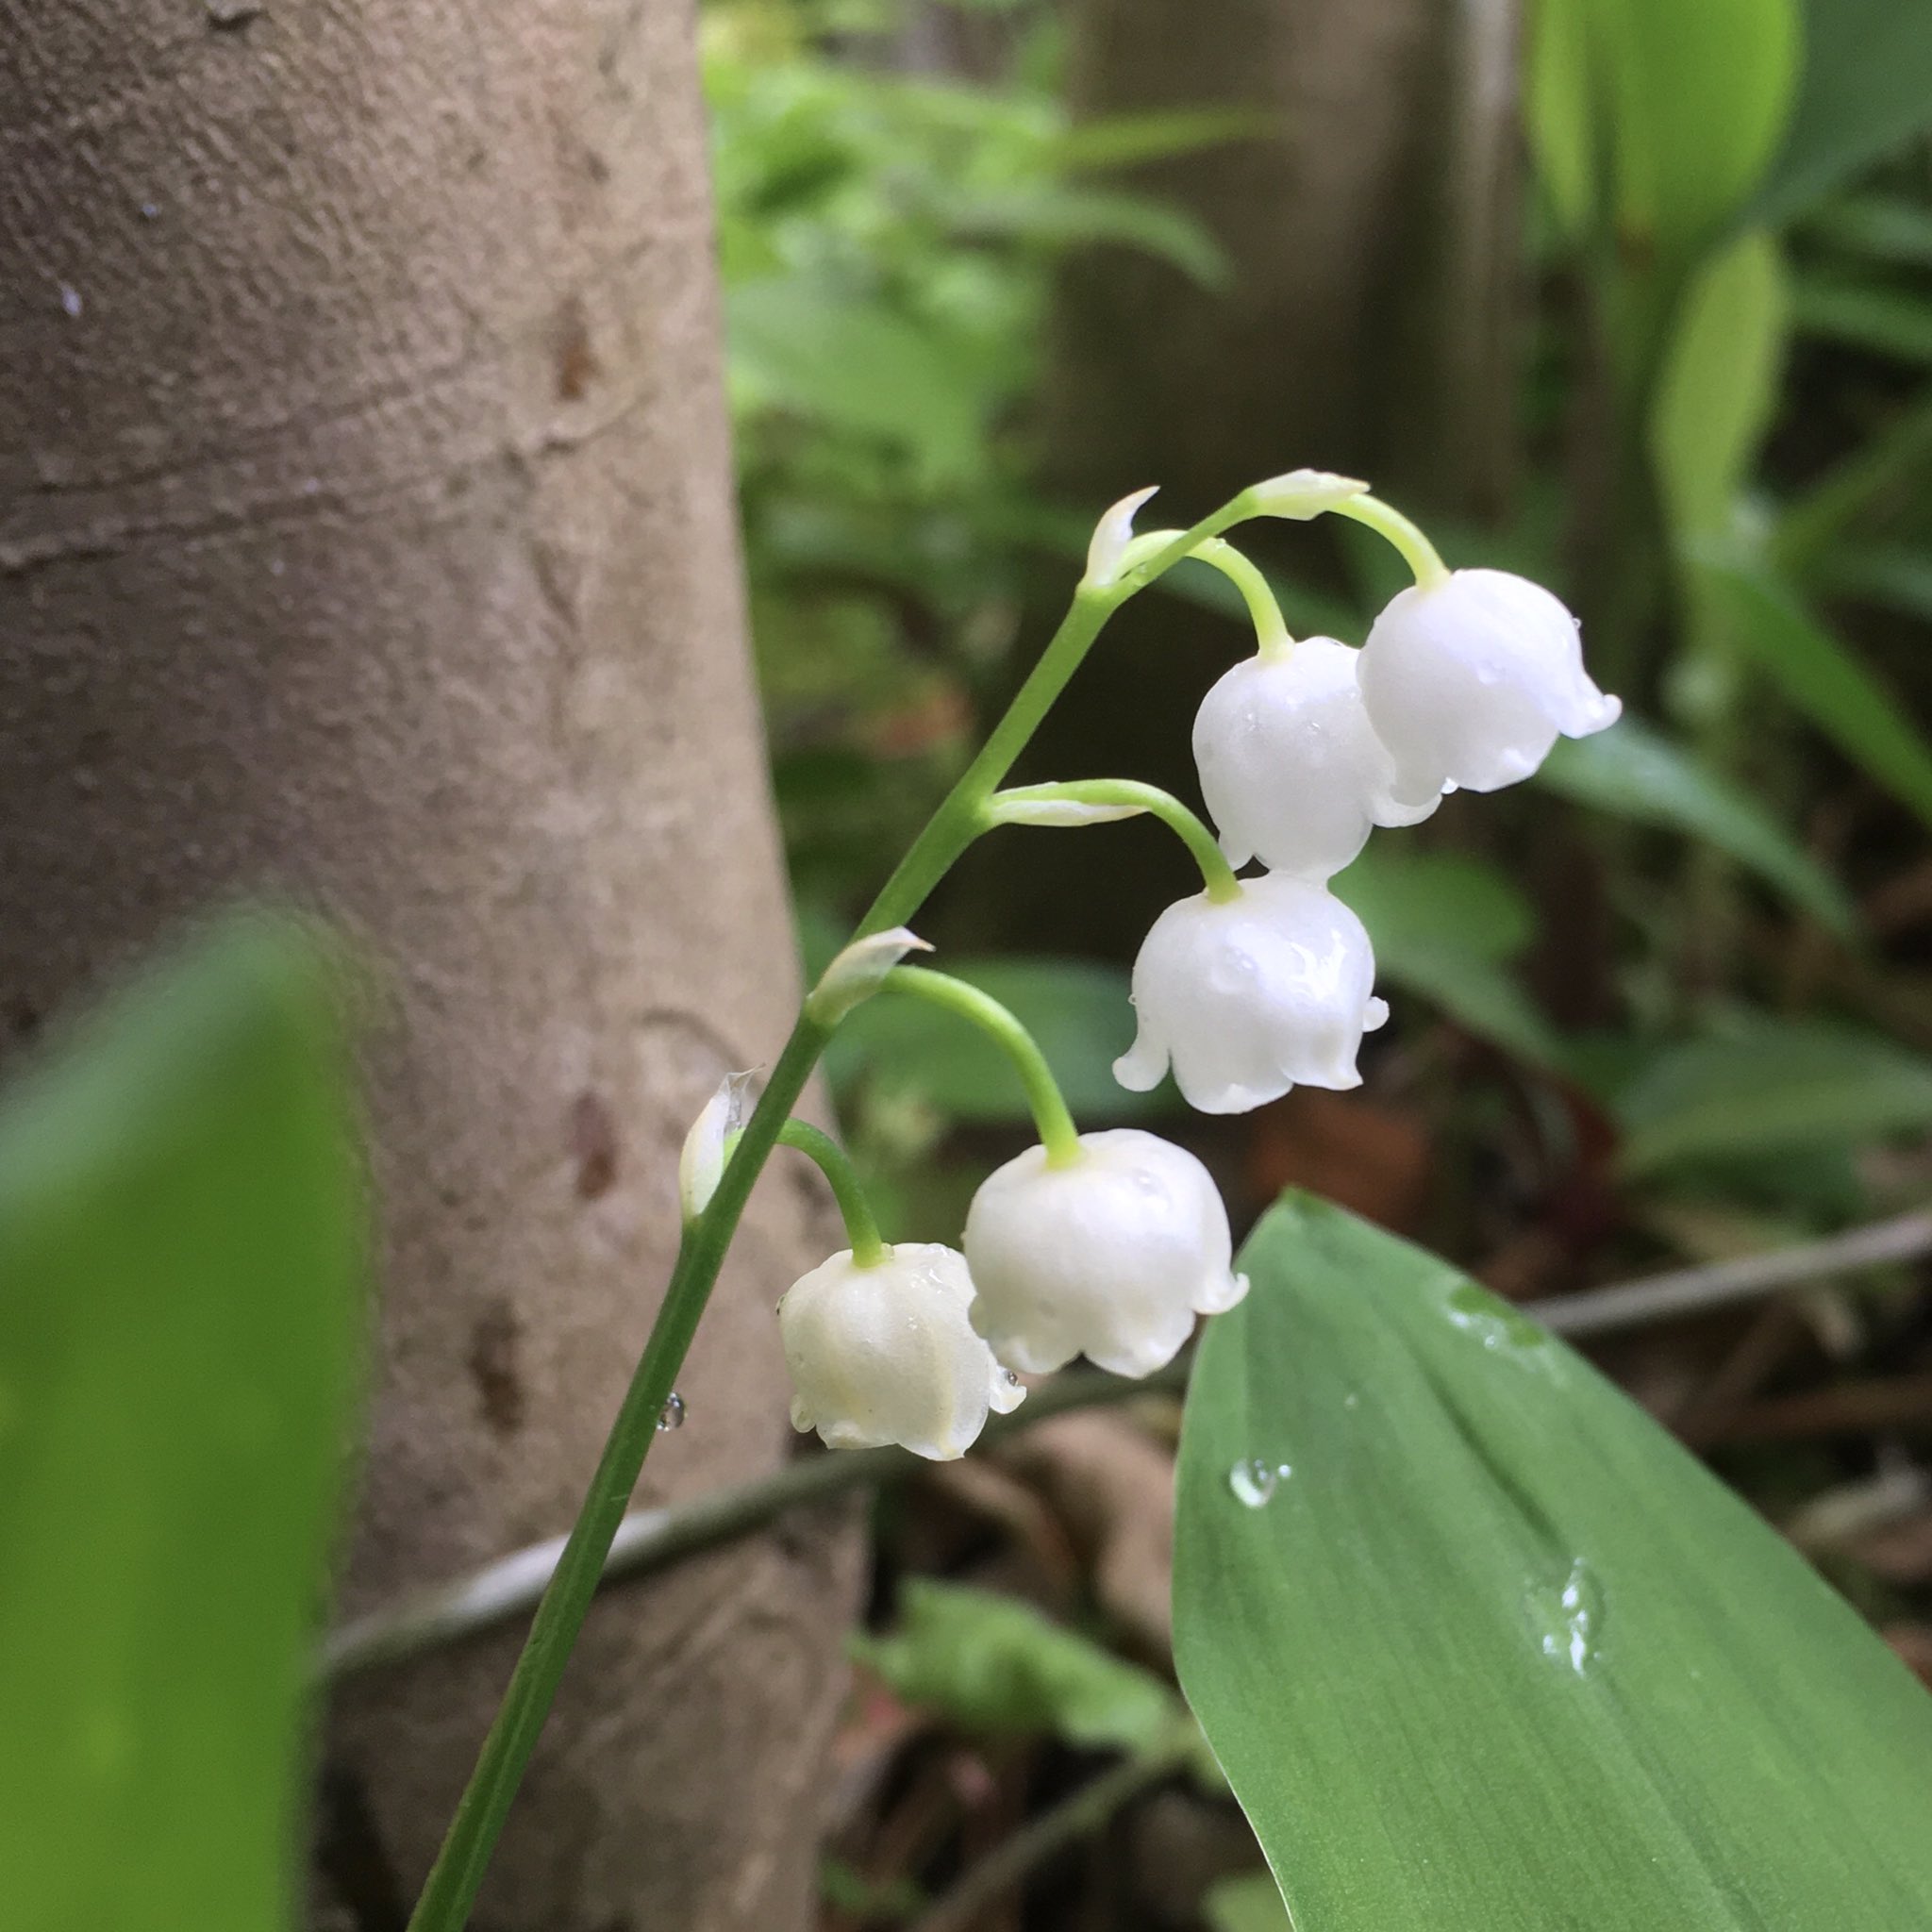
xmin=656 ymin=1391 xmax=686 ymax=1433
xmin=1228 ymin=1457 xmax=1277 ymax=1507
xmin=1526 ymin=1558 xmax=1603 ymax=1676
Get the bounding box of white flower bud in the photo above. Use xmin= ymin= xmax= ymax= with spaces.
xmin=1114 ymin=874 xmax=1388 ymax=1115
xmin=963 ymin=1128 xmax=1247 ymax=1378
xmin=1357 ymin=569 xmax=1621 ymax=801
xmin=677 ymin=1074 xmax=748 ymax=1224
xmin=778 ymin=1242 xmax=1024 ymax=1460
xmin=1192 ymin=637 xmax=1437 ymax=880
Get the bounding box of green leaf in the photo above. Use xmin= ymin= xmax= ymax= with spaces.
xmin=1756 ymin=0 xmax=1932 ymax=223
xmin=1649 ymin=229 xmax=1788 ymax=541
xmin=1698 ymin=558 xmax=1932 ymax=831
xmin=948 ymin=186 xmax=1230 ymax=286
xmin=0 ymin=913 xmax=364 ymax=1931
xmin=1588 ymin=0 xmax=1800 ymax=254
xmin=826 ymin=955 xmax=1165 ymax=1124
xmin=1524 ymin=0 xmax=1596 ymax=237
xmin=853 ymin=1579 xmax=1180 ymax=1757
xmin=1331 ymin=849 xmax=1564 ymax=1069
xmin=1539 ymin=717 xmax=1856 ymax=936
xmin=727 ymin=279 xmax=982 ymax=476
xmin=1613 ymin=1014 xmax=1932 ymax=1176
xmin=1790 ymin=273 xmax=1932 ymax=364
xmin=1815 ymin=541 xmax=1932 ymax=623
xmin=1044 ymin=107 xmax=1271 ymax=174
xmin=1174 ymin=1195 xmax=1932 ymax=1932
xmin=1802 ymin=192 xmax=1932 ymax=269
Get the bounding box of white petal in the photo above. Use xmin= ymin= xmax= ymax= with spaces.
xmin=1192 ymin=638 xmax=1438 ymax=883
xmin=1083 ymin=485 xmax=1161 ymax=589
xmin=1357 ymin=569 xmax=1619 ymax=797
xmin=964 ymin=1129 xmax=1242 ymax=1379
xmin=991 ymin=795 xmax=1150 ymax=827
xmin=804 ymin=925 xmax=933 ymax=1026
xmin=1119 ymin=875 xmax=1383 ymax=1115
xmin=778 ymin=1243 xmax=1018 ymax=1459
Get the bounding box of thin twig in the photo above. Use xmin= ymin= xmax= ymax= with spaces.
xmin=1533 ymin=1210 xmax=1932 ymax=1341
xmin=322 ymin=1209 xmax=1932 ymax=1682
xmin=904 ymin=1737 xmax=1191 ymax=1932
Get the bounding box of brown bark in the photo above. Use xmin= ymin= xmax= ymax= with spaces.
xmin=0 ymin=5 xmax=858 ymax=1928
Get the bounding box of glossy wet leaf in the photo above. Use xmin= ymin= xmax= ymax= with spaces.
xmin=852 ymin=1579 xmax=1180 ymax=1757
xmin=1174 ymin=1195 xmax=1932 ymax=1931
xmin=0 ymin=913 xmax=365 ymax=1931
xmin=1540 ymin=717 xmax=1856 ymax=936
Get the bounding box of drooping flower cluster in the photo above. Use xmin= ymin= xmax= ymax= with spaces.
xmin=750 ymin=478 xmax=1618 ymax=1461
xmin=1121 ymin=551 xmax=1618 ymax=1114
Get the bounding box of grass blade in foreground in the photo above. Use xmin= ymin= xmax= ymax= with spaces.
xmin=0 ymin=913 xmax=365 ymax=1931
xmin=1174 ymin=1194 xmax=1932 ymax=1929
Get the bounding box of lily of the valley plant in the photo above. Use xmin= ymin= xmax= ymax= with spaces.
xmin=405 ymin=469 xmax=1619 ymax=1931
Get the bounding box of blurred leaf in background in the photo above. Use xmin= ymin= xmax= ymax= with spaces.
xmin=0 ymin=913 xmax=365 ymax=1932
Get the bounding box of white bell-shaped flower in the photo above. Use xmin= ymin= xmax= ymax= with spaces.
xmin=1192 ymin=637 xmax=1437 ymax=879
xmin=778 ymin=1241 xmax=1024 ymax=1460
xmin=1357 ymin=568 xmax=1621 ymax=802
xmin=963 ymin=1128 xmax=1247 ymax=1378
xmin=1114 ymin=873 xmax=1387 ymax=1114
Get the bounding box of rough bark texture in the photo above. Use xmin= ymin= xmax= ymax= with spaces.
xmin=0 ymin=5 xmax=858 ymax=1928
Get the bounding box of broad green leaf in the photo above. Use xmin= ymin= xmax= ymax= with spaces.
xmin=852 ymin=1579 xmax=1180 ymax=1757
xmin=1650 ymin=229 xmax=1788 ymax=541
xmin=1332 ymin=849 xmax=1563 ymax=1069
xmin=1613 ymin=1014 xmax=1932 ymax=1176
xmin=1539 ymin=717 xmax=1856 ymax=936
xmin=1590 ymin=0 xmax=1799 ymax=254
xmin=727 ymin=280 xmax=982 ymax=476
xmin=1817 ymin=541 xmax=1932 ymax=623
xmin=1174 ymin=1195 xmax=1932 ymax=1932
xmin=0 ymin=913 xmax=364 ymax=1931
xmin=826 ymin=955 xmax=1164 ymax=1124
xmin=1698 ymin=558 xmax=1932 ymax=831
xmin=1756 ymin=0 xmax=1932 ymax=223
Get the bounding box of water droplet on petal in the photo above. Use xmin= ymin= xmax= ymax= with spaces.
xmin=656 ymin=1391 xmax=686 ymax=1432
xmin=1228 ymin=1457 xmax=1277 ymax=1507
xmin=59 ymin=284 xmax=82 ymax=318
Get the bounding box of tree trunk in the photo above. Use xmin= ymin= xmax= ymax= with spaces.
xmin=0 ymin=6 xmax=857 ymax=1928
xmin=1047 ymin=0 xmax=1522 ymax=515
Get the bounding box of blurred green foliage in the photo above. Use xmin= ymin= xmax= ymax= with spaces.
xmin=0 ymin=914 xmax=364 ymax=1932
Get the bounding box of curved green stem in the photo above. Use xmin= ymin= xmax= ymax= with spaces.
xmin=1328 ymin=492 xmax=1450 ymax=588
xmin=403 ymin=482 xmax=1266 ymax=1932
xmin=776 ymin=1119 xmax=884 ymax=1266
xmin=1119 ymin=527 xmax=1291 ymax=654
xmin=991 ymin=779 xmax=1240 ymax=901
xmin=884 ymin=965 xmax=1082 ymax=1165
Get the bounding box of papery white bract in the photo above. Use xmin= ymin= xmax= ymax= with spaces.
xmin=778 ymin=1242 xmax=1024 ymax=1459
xmin=963 ymin=1128 xmax=1246 ymax=1378
xmin=804 ymin=925 xmax=933 ymax=1027
xmin=1083 ymin=485 xmax=1160 ymax=589
xmin=1247 ymin=468 xmax=1369 ymax=519
xmin=1192 ymin=637 xmax=1437 ymax=880
xmin=1114 ymin=874 xmax=1388 ymax=1114
xmin=1357 ymin=568 xmax=1621 ymax=802
xmin=677 ymin=1074 xmax=749 ymax=1224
